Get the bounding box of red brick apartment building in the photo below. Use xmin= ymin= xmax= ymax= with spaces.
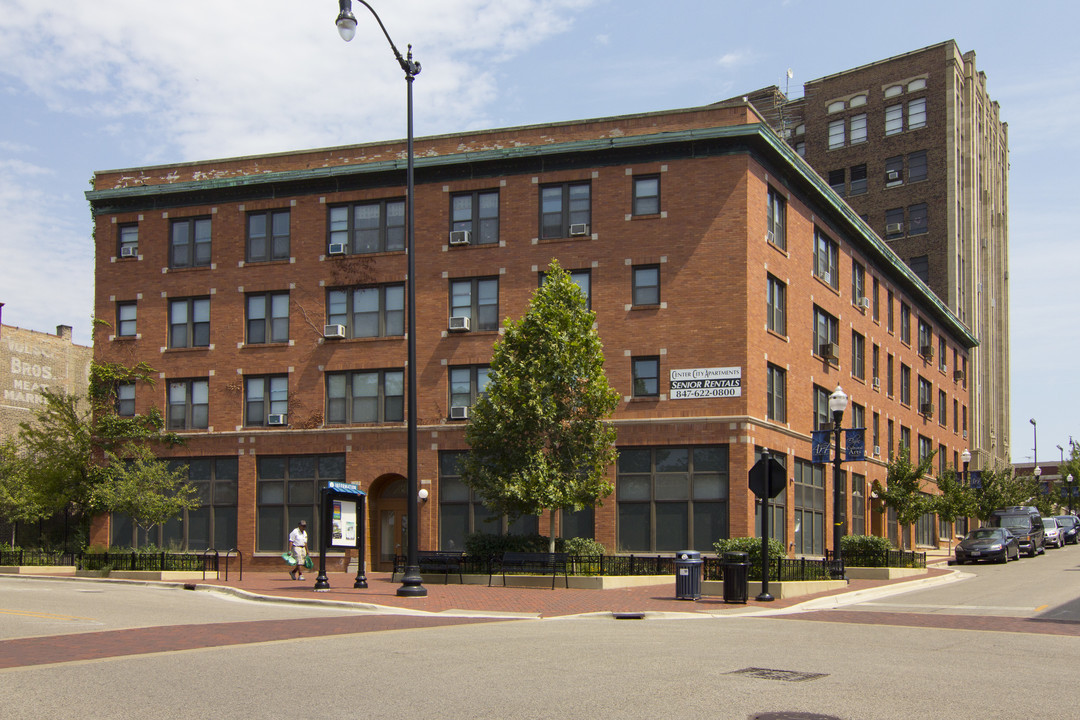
xmin=88 ymin=100 xmax=974 ymax=569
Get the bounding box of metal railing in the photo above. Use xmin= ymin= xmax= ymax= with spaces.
xmin=0 ymin=549 xmax=77 ymax=567
xmin=835 ymin=548 xmax=926 ymax=568
xmin=77 ymin=551 xmax=210 ymax=573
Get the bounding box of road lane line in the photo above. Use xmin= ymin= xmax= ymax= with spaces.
xmin=0 ymin=609 xmax=96 ymax=622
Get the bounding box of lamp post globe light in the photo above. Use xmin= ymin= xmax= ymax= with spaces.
xmin=335 ymin=0 xmax=426 ymax=598
xmin=828 ymin=385 xmax=848 ymax=567
xmin=1068 ymin=474 xmax=1074 ymax=515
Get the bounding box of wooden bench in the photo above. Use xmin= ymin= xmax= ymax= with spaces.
xmin=392 ymin=551 xmax=466 ymax=583
xmin=490 ymin=551 xmax=570 ymax=589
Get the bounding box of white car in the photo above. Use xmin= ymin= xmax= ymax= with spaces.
xmin=1042 ymin=517 xmax=1065 ymax=548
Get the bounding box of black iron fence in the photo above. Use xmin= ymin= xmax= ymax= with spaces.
xmin=77 ymin=551 xmax=211 ymax=573
xmin=834 ymin=548 xmax=926 ymax=569
xmin=0 ymin=549 xmax=77 ymax=567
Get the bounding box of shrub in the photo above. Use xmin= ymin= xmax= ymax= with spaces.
xmin=840 ymin=534 xmax=894 ymax=557
xmin=713 ymin=536 xmax=786 ymax=565
xmin=561 ymin=537 xmax=607 ymax=556
xmin=464 ymin=533 xmax=607 ymax=558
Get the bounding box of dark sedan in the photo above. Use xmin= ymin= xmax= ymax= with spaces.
xmin=955 ymin=527 xmax=1020 ymax=564
xmin=1055 ymin=515 xmax=1079 ymax=545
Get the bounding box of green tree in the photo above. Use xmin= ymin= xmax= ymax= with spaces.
xmin=461 ymin=260 xmax=620 ymax=552
xmin=931 ymin=468 xmax=975 ymax=546
xmin=969 ymin=464 xmax=1049 ymax=520
xmin=872 ymin=446 xmax=936 ymax=545
xmin=3 ymin=361 xmax=194 ymax=547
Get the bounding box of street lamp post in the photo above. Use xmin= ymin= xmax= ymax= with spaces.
xmin=1030 ymin=418 xmax=1037 ymax=467
xmin=961 ymin=448 xmax=971 ymax=536
xmin=829 ymin=385 xmax=848 ymax=569
xmin=1069 ymin=474 xmax=1075 ymax=515
xmin=335 ymin=0 xmax=426 ymax=598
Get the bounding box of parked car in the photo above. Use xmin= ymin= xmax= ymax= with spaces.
xmin=955 ymin=527 xmax=1020 ymax=564
xmin=1055 ymin=515 xmax=1079 ymax=545
xmin=1042 ymin=517 xmax=1065 ymax=548
xmin=988 ymin=506 xmax=1045 ymax=557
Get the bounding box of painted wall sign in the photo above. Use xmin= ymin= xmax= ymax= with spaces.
xmin=669 ymin=367 xmax=742 ymax=399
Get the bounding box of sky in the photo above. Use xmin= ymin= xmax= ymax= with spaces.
xmin=0 ymin=0 xmax=1074 ymax=465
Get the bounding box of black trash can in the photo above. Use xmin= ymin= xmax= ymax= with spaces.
xmin=674 ymin=550 xmax=702 ymax=600
xmin=722 ymin=551 xmax=750 ymax=604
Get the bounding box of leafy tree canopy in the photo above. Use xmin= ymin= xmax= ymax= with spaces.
xmin=871 ymin=446 xmax=936 ymax=527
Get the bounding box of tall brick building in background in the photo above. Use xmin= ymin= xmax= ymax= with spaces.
xmin=87 ymin=98 xmax=975 ymax=568
xmin=745 ymin=40 xmax=1009 ymax=472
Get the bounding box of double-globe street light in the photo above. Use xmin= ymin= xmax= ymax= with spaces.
xmin=829 ymin=385 xmax=848 ymax=571
xmin=335 ymin=0 xmax=426 ymax=597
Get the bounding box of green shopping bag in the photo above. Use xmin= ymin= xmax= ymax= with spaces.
xmin=282 ymin=552 xmax=298 ymax=566
xmin=303 ymin=555 xmax=314 ymax=569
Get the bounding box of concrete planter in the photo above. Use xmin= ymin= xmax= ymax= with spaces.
xmin=843 ymin=566 xmax=927 ymax=580
xmin=75 ymin=570 xmax=207 ymax=581
xmin=0 ymin=565 xmax=77 ymax=576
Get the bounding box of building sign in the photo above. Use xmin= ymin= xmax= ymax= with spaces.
xmin=669 ymin=367 xmax=742 ymax=399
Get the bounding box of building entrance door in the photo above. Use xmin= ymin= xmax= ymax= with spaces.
xmin=372 ymin=476 xmax=408 ymax=572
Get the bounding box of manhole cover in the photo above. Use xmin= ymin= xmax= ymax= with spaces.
xmin=751 ymin=713 xmax=842 ymax=720
xmin=727 ymin=667 xmax=829 ymax=683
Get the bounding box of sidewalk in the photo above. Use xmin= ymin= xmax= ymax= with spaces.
xmin=186 ymin=558 xmax=957 ymax=619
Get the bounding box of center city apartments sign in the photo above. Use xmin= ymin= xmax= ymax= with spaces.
xmin=669 ymin=367 xmax=742 ymax=399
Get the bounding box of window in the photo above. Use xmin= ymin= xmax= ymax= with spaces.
xmin=117 ymin=382 xmax=135 ymax=417
xmin=872 ymin=278 xmax=880 ymax=321
xmin=828 ymin=169 xmax=846 ymax=196
xmin=795 ymin=142 xmax=805 ymax=157
xmin=113 ymin=457 xmax=238 ymax=551
xmin=872 ymin=344 xmax=880 ymax=385
xmin=326 ymin=370 xmax=404 ymax=424
xmin=632 ymin=357 xmax=660 ymax=398
xmin=908 ymin=203 xmax=928 ymax=235
xmin=616 ymin=446 xmax=729 ymax=552
xmin=908 ymin=150 xmax=927 ymax=182
xmin=632 ymin=176 xmax=660 ymax=216
xmin=118 ymin=224 xmax=138 ymax=257
xmin=851 ymin=260 xmax=865 ymax=304
xmin=327 ymin=284 xmax=405 ymax=338
xmin=908 ymin=78 xmax=927 ymax=92
xmin=439 ymin=451 xmax=540 ymax=550
xmin=918 ymin=318 xmax=934 ymax=354
xmin=449 ymin=365 xmax=491 ymax=410
xmin=900 ymin=427 xmax=912 ymax=459
xmin=888 ymin=419 xmax=895 ymax=458
xmin=540 ymin=268 xmax=591 ymax=309
xmin=851 ymin=331 xmax=865 ymax=380
xmin=849 ymin=164 xmax=867 ymax=195
xmin=246 ymin=292 xmax=289 ymax=344
xmin=451 ymin=190 xmax=499 ymax=245
xmin=908 ymin=98 xmax=927 ymax=129
xmin=849 ymin=113 xmax=867 ymax=144
xmin=633 ymin=265 xmax=660 ymax=306
xmin=939 ymin=336 xmax=948 ymax=372
xmin=939 ymin=389 xmax=948 ymax=427
xmin=766 ymin=274 xmax=786 ymax=335
xmin=813 ymin=385 xmax=831 ymax=430
xmin=900 ymin=303 xmax=911 ymax=344
xmin=827 ymin=100 xmax=846 ymax=114
xmin=851 ymin=403 xmax=865 ymax=433
xmin=918 ymin=436 xmax=934 ymax=464
xmin=766 ymin=364 xmax=786 ymax=423
xmin=887 ymin=354 xmax=895 ymax=397
xmin=918 ymin=377 xmax=933 ymax=415
xmin=910 ymin=255 xmax=930 ymax=284
xmin=169 ymin=217 xmax=211 ymax=269
xmin=885 ymin=104 xmax=903 ymax=135
xmin=245 ymin=375 xmax=288 ymax=427
xmin=247 ymin=209 xmax=290 ymax=262
xmin=828 ymin=119 xmax=845 ymax=149
xmin=767 ymin=187 xmax=786 ymax=249
xmin=900 ymin=364 xmax=911 ymax=406
xmin=885 ymin=207 xmax=905 ymax=238
xmin=873 ymin=413 xmax=881 ymax=451
xmin=256 ymin=454 xmax=344 ymax=552
xmin=755 ymin=448 xmax=787 ymax=544
xmin=540 ymin=181 xmax=590 ymax=239
xmin=884 ymin=85 xmax=903 ymax=99
xmin=813 ymin=306 xmax=839 ymax=360
xmin=450 ymin=277 xmax=499 ymax=331
xmin=328 ymin=199 xmax=405 ymax=254
xmin=116 ymin=302 xmax=136 ymax=338
xmin=169 ymin=297 xmax=210 ymax=348
xmin=814 ymin=229 xmax=839 ymax=289
xmin=792 ymin=459 xmax=825 ymax=555
xmin=887 ymin=289 xmax=895 ymax=333
xmin=849 ymin=94 xmax=867 ymax=108
xmin=168 ymin=379 xmax=209 ymax=430
xmin=885 ymin=156 xmax=903 ymax=185
xmin=851 ymin=474 xmax=866 ymax=536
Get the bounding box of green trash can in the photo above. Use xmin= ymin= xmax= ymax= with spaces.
xmin=722 ymin=551 xmax=750 ymax=604
xmin=674 ymin=550 xmax=702 ymax=600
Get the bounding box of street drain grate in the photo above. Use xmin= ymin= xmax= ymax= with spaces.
xmin=750 ymin=713 xmax=842 ymax=720
xmin=727 ymin=667 xmax=829 ymax=683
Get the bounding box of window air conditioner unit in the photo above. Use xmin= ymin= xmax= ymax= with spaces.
xmin=323 ymin=324 xmax=346 ymax=339
xmin=873 ymin=445 xmax=881 ymax=456
xmin=872 ymin=377 xmax=881 ymax=389
xmin=766 ymin=230 xmax=776 ymax=244
xmin=920 ymin=345 xmax=934 ymax=360
xmin=450 ymin=405 xmax=470 ymax=420
xmin=120 ymin=246 xmax=138 ymax=258
xmin=449 ymin=230 xmax=471 ymax=246
xmin=920 ymin=403 xmax=934 ymax=417
xmin=819 ymin=343 xmax=839 ymax=361
xmin=858 ymin=296 xmax=870 ymax=310
xmin=267 ymin=414 xmax=287 ymax=426
xmin=886 ymin=170 xmax=900 ymax=181
xmin=328 ymin=242 xmax=347 ymax=255
xmin=448 ymin=315 xmax=471 ymax=332
xmin=954 ymin=370 xmax=966 ymax=382
xmin=886 ymin=223 xmax=903 ymax=234
xmin=568 ymin=223 xmax=590 ymax=236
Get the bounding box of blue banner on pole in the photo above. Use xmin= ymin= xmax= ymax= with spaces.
xmin=969 ymin=470 xmax=982 ymax=489
xmin=845 ymin=428 xmax=865 ymax=461
xmin=811 ymin=430 xmax=832 ymax=464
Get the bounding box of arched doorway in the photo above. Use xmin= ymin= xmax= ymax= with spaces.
xmin=371 ymin=475 xmax=407 ymax=572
